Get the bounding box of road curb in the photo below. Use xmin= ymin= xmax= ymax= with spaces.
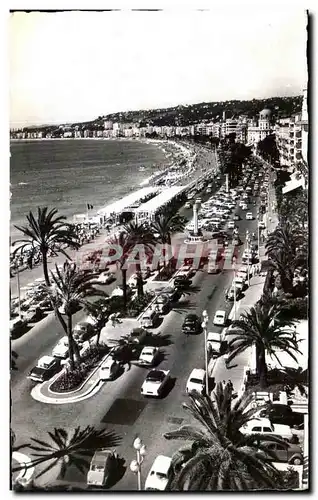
xmin=31 ymin=377 xmax=104 ymax=404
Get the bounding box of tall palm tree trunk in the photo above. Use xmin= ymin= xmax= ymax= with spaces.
xmin=256 ymin=346 xmax=268 ymax=389
xmin=121 ymin=268 xmax=128 ymax=309
xmin=42 ymin=249 xmax=50 ymax=286
xmin=67 ymin=314 xmax=75 ymax=371
xmin=136 ymin=262 xmax=144 ymax=298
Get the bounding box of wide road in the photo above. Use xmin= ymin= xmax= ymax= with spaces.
xmin=11 ymin=197 xmax=260 ymax=490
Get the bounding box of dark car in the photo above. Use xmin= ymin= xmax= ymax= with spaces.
xmin=161 ymin=286 xmax=181 ymax=303
xmin=182 ymin=314 xmax=202 ymax=334
xmin=258 ymin=441 xmax=303 ymax=465
xmin=258 ymin=404 xmax=304 ymax=429
xmin=233 ymin=214 xmax=242 ymax=221
xmin=225 ymin=287 xmax=242 ymax=302
xmin=174 ymin=276 xmax=192 ymax=289
xmin=28 ymin=355 xmax=61 ymax=383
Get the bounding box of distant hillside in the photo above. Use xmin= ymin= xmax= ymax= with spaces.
xmin=100 ymin=95 xmax=302 ymax=127
xmin=19 ymin=95 xmax=303 ymax=132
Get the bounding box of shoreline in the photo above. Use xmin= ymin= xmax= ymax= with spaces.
xmin=10 ymin=137 xmax=196 ymax=241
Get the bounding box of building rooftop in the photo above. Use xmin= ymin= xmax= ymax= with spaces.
xmin=135 ymin=186 xmax=185 ymax=215
xmin=97 ymin=187 xmax=159 ymax=216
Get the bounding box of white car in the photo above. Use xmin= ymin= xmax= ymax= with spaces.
xmin=258 ymin=221 xmax=266 ymax=229
xmin=213 ymin=310 xmax=227 ymax=326
xmin=186 ymin=368 xmax=206 ymax=395
xmin=246 ymin=212 xmax=253 ymax=220
xmin=138 ymin=346 xmax=160 ymax=366
xmin=97 ymin=271 xmax=115 ymax=284
xmin=141 ymin=369 xmax=170 ymax=397
xmin=99 ymin=357 xmax=121 ymax=381
xmin=241 ymin=203 xmax=248 ymax=210
xmin=227 ymin=221 xmax=235 ymax=229
xmin=233 ymin=276 xmax=246 ymax=290
xmin=207 ymin=332 xmax=222 ymax=354
xmin=52 ymin=336 xmax=69 ymax=358
xmin=240 ymin=418 xmax=293 ymax=441
xmin=144 ymin=455 xmax=172 ymax=491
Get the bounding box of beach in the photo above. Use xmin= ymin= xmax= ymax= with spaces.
xmin=10 ymin=138 xmax=174 ymax=242
xmin=10 ymin=138 xmax=217 ymax=301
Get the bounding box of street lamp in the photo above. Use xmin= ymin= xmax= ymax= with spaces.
xmin=202 ymin=310 xmax=210 ymax=396
xmin=130 ymin=437 xmax=146 ymax=491
xmin=245 ymin=230 xmax=250 ymax=286
xmin=232 ymin=257 xmax=237 ymax=320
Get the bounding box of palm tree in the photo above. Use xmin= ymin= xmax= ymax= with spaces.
xmin=266 ymin=223 xmax=303 ymax=263
xmin=267 ymin=251 xmax=295 ymax=294
xmin=226 ymin=303 xmax=301 ymax=388
xmin=164 ymin=385 xmax=285 ymax=491
xmin=13 ymin=207 xmax=80 ymax=286
xmin=122 ymin=220 xmax=155 ymax=298
xmin=12 ymin=426 xmax=121 ymax=481
xmin=45 ymin=262 xmax=107 ymax=370
xmin=151 ymin=209 xmax=186 ymax=267
xmin=84 ymin=299 xmax=110 ymax=346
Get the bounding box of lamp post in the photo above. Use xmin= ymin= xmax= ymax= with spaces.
xmin=202 ymin=310 xmax=209 ymax=396
xmin=232 ymin=257 xmax=237 ymax=321
xmin=16 ymin=267 xmax=21 ymax=318
xmin=246 ymin=230 xmax=250 ymax=286
xmin=130 ymin=437 xmax=146 ymax=491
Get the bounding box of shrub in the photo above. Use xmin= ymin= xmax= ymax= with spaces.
xmin=50 ymin=343 xmax=109 ymax=393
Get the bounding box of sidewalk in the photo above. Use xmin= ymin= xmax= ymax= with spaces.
xmin=208 ymin=274 xmax=266 ymax=394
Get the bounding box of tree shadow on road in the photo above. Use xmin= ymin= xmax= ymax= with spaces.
xmin=159 ymin=377 xmax=177 ymax=399
xmin=172 ymin=302 xmax=196 ymax=314
xmin=147 ymin=333 xmax=173 ymax=348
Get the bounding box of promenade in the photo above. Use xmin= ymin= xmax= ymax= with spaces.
xmin=208 ymin=274 xmax=266 ymax=394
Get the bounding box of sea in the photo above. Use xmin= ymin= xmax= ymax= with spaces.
xmin=10 ymin=139 xmax=169 ymax=242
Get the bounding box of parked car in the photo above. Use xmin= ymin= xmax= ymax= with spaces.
xmin=206 ymin=332 xmax=222 ymax=355
xmin=240 ymin=418 xmax=293 ymax=441
xmin=257 ymin=441 xmax=303 ymax=465
xmin=144 ymin=455 xmax=172 ymax=491
xmin=111 ymin=285 xmax=133 ymax=298
xmin=241 ymin=203 xmax=248 ymax=210
xmin=140 ymin=308 xmax=160 ymax=328
xmin=52 ymin=336 xmax=69 ymax=359
xmin=185 ymin=202 xmax=191 ymax=209
xmin=87 ymin=450 xmax=118 ymax=487
xmin=160 ymin=286 xmax=181 ymax=303
xmin=141 ymin=369 xmax=170 ymax=397
xmin=73 ymin=321 xmax=96 ymax=342
xmin=99 ymin=357 xmax=121 ymax=381
xmin=225 ymin=286 xmax=242 ymax=302
xmin=213 ymin=310 xmax=227 ymax=326
xmin=233 ymin=214 xmax=242 ymax=221
xmin=174 ymin=276 xmax=192 ymax=289
xmin=10 ymin=317 xmax=27 ymax=337
xmin=154 ymin=294 xmax=170 ymax=314
xmin=227 ymin=221 xmax=235 ymax=229
xmin=257 ymin=404 xmax=304 ymax=429
xmin=186 ymin=368 xmax=206 ymax=395
xmin=28 ymin=355 xmax=61 ymax=383
xmin=138 ymin=346 xmax=160 ymax=366
xmin=182 ymin=314 xmax=201 ymax=334
xmin=246 ymin=212 xmax=253 ymax=220
xmin=233 ymin=276 xmax=246 ymax=290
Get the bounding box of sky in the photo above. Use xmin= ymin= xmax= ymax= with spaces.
xmin=9 ymin=6 xmax=308 ymax=127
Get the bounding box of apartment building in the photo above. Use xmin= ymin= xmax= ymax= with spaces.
xmin=275 ymin=114 xmax=302 ymax=169
xmin=247 ymin=108 xmax=272 ymax=146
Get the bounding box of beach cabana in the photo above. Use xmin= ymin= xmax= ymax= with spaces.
xmin=134 ymin=185 xmax=186 ymax=222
